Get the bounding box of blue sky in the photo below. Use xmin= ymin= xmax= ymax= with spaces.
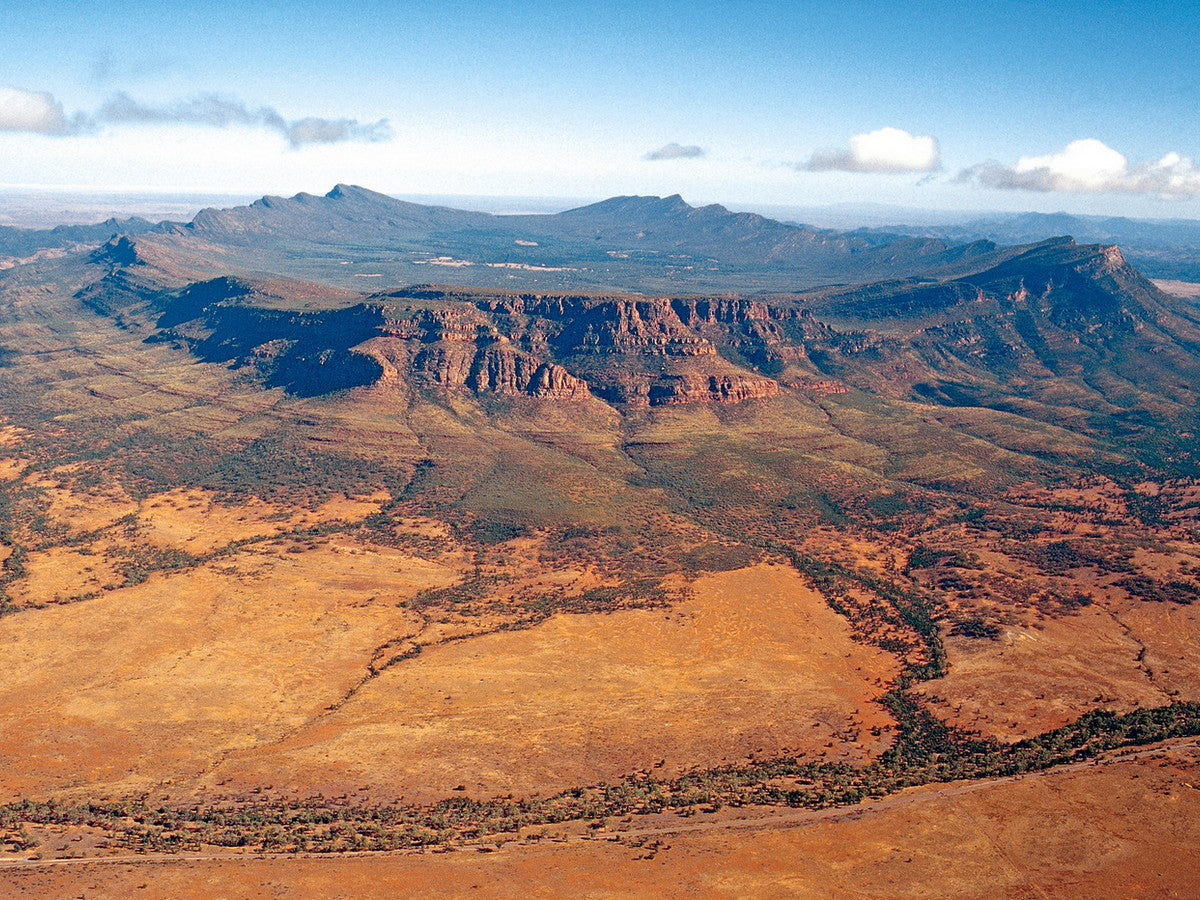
xmin=1 ymin=0 xmax=1197 ymax=217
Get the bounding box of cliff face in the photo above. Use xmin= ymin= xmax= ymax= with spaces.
xmin=147 ymin=282 xmax=781 ymax=406
xmin=649 ymin=374 xmax=781 ymax=405
xmin=409 ymin=339 xmax=589 ymax=399
xmin=379 ymin=289 xmax=789 ymax=406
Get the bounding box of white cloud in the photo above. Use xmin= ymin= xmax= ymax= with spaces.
xmin=960 ymin=139 xmax=1200 ymax=200
xmin=644 ymin=142 xmax=705 ymax=161
xmin=0 ymin=86 xmax=77 ymax=135
xmin=803 ymin=127 xmax=940 ymax=173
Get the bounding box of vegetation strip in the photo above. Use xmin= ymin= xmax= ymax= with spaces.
xmin=3 ymin=702 xmax=1198 ymax=856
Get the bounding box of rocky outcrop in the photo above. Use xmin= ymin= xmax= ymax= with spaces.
xmin=556 ymin=299 xmax=718 ymax=357
xmin=376 ymin=290 xmax=787 ymax=405
xmin=669 ymin=297 xmax=781 ymax=326
xmin=591 ymin=372 xmax=780 ymax=406
xmin=648 ymin=375 xmax=780 ymax=406
xmin=526 ymin=362 xmax=591 ymax=399
xmin=409 ymin=338 xmax=590 ymax=399
xmin=787 ymin=378 xmax=850 ymax=396
xmin=90 ymin=235 xmax=147 ymax=269
xmin=135 ymin=280 xmax=798 ymax=405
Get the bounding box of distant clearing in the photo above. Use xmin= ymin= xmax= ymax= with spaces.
xmin=1152 ymin=279 xmax=1200 ymax=298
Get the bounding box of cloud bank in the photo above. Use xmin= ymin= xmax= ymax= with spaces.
xmin=0 ymin=85 xmax=392 ymax=148
xmin=644 ymin=142 xmax=705 ymax=161
xmin=960 ymin=139 xmax=1200 ymax=200
xmin=803 ymin=127 xmax=940 ymax=173
xmin=99 ymin=92 xmax=392 ymax=148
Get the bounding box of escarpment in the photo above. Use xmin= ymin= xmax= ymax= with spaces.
xmin=94 ymin=232 xmax=1192 ymax=416
xmin=143 ymin=282 xmax=786 ymax=406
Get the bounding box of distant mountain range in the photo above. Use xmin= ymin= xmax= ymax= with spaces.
xmin=6 ymin=186 xmax=1199 ymax=288
xmin=851 ymin=211 xmax=1200 ymax=281
xmin=0 ymin=216 xmax=158 ymax=263
xmin=142 ymin=184 xmax=1004 ymax=292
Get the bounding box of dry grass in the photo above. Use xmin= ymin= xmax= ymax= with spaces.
xmin=1152 ymin=279 xmax=1200 ymax=298
xmin=35 ymin=478 xmax=138 ymax=534
xmin=0 ymin=458 xmax=26 ymax=482
xmin=194 ymin=564 xmax=899 ymax=803
xmin=0 ymin=538 xmax=461 ymax=801
xmin=133 ymin=488 xmax=390 ymax=554
xmin=6 ymin=546 xmax=121 ymax=606
xmin=914 ymin=599 xmax=1192 ymax=740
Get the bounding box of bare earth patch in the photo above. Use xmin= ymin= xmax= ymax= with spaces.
xmin=0 ymin=458 xmax=26 ymax=481
xmin=35 ymin=479 xmax=139 ymax=534
xmin=915 ymin=600 xmax=1182 ymax=740
xmin=1152 ymin=279 xmax=1200 ymax=298
xmin=133 ymin=488 xmax=391 ymax=554
xmin=6 ymin=546 xmax=122 ymax=606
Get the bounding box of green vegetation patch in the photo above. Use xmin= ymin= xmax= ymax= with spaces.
xmin=1118 ymin=576 xmax=1200 ymax=605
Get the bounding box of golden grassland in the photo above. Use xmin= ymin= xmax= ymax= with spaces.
xmin=916 ymin=605 xmax=1178 ymax=740
xmin=0 ymin=533 xmax=460 ymax=801
xmin=195 ymin=565 xmax=899 ymax=804
xmin=0 ymin=454 xmax=901 ymax=804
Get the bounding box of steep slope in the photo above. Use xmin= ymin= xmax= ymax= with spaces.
xmin=858 ymin=210 xmax=1200 ymax=281
xmin=81 ymin=230 xmax=1200 ymax=450
xmin=784 ymin=238 xmax=1200 ymax=447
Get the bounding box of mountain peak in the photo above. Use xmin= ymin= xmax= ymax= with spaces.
xmin=559 ymin=194 xmax=697 ymax=220
xmin=90 ymin=235 xmax=145 ymax=267
xmin=325 ymin=183 xmax=393 ymax=203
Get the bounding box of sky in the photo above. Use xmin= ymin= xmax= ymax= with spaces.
xmin=1 ymin=0 xmax=1198 ymax=219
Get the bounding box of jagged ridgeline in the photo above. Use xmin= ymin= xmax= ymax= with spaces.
xmin=101 ymin=184 xmax=1007 ymax=293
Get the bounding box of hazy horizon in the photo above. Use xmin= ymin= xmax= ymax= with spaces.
xmin=7 ymin=183 xmax=1200 ymax=236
